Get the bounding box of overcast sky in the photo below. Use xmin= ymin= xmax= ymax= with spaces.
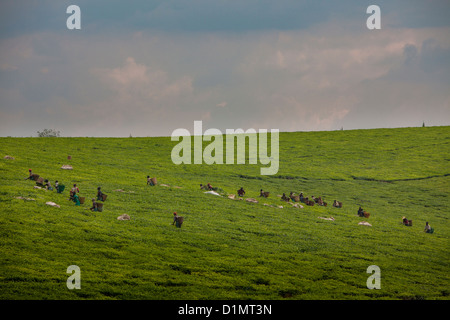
xmin=0 ymin=0 xmax=449 ymax=137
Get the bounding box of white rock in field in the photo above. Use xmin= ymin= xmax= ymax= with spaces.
xmin=113 ymin=189 xmax=134 ymax=193
xmin=358 ymin=221 xmax=372 ymax=226
xmin=15 ymin=196 xmax=35 ymax=201
xmin=245 ymin=198 xmax=258 ymax=203
xmin=46 ymin=201 xmax=60 ymax=208
xmin=318 ymin=216 xmax=335 ymax=221
xmin=117 ymin=214 xmax=130 ymax=220
xmin=4 ymin=155 xmax=15 ymax=160
xmin=61 ymin=165 xmax=73 ymax=170
xmin=204 ymin=191 xmax=220 ymax=196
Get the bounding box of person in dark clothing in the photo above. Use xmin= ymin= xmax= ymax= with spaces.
xmin=172 ymin=212 xmax=184 ymax=228
xmin=402 ymin=216 xmax=412 ymax=226
xmin=25 ymin=169 xmax=34 ymax=180
xmin=97 ymin=187 xmax=103 ymax=201
xmin=172 ymin=212 xmax=179 ymax=225
xmin=358 ymin=207 xmax=364 ymax=217
xmin=90 ymin=198 xmax=98 ymax=211
xmin=44 ymin=179 xmax=53 ymax=190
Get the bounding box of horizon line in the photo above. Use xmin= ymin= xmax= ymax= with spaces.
xmin=0 ymin=124 xmax=448 ymax=138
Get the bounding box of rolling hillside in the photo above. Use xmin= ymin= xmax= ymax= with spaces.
xmin=0 ymin=126 xmax=449 ymax=300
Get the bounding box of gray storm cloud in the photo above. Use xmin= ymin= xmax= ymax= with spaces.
xmin=0 ymin=1 xmax=449 ymax=136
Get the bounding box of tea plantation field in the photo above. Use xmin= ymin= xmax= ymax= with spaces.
xmin=0 ymin=126 xmax=449 ymax=300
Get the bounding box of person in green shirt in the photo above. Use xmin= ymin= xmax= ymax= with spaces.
xmin=73 ymin=193 xmax=80 ymax=206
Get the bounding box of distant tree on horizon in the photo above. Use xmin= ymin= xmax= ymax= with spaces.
xmin=37 ymin=129 xmax=60 ymax=137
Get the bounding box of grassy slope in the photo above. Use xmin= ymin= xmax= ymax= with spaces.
xmin=0 ymin=126 xmax=449 ymax=300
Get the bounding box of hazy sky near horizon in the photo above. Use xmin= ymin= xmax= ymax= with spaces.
xmin=0 ymin=1 xmax=449 ymax=137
